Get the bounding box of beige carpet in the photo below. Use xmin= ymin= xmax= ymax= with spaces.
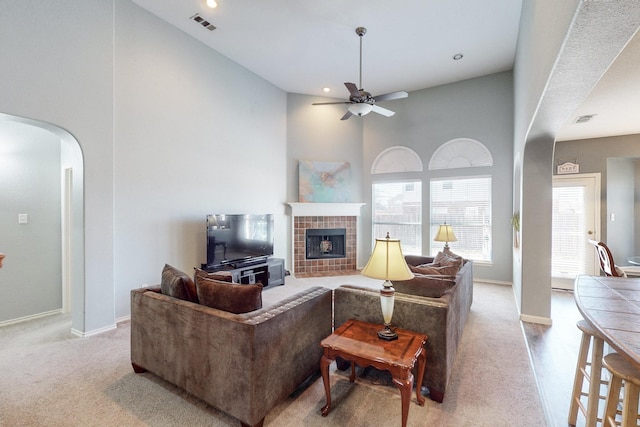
xmin=0 ymin=278 xmax=545 ymax=426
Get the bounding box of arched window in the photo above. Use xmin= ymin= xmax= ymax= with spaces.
xmin=371 ymin=146 xmax=423 ymax=174
xmin=429 ymin=138 xmax=493 ymax=170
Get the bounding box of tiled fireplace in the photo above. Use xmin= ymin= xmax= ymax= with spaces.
xmin=288 ymin=203 xmax=364 ymax=277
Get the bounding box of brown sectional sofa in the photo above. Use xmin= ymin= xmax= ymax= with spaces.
xmin=333 ymin=254 xmax=473 ymax=403
xmin=131 ymin=285 xmax=332 ymax=427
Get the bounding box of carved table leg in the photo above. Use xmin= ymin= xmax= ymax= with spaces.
xmin=349 ymin=360 xmax=356 ymax=382
xmin=392 ymin=373 xmax=414 ymax=427
xmin=320 ymin=354 xmax=333 ymax=416
xmin=415 ymin=348 xmax=426 ymax=406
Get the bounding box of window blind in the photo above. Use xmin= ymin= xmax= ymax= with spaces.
xmin=372 ymin=181 xmax=422 ymax=255
xmin=430 ymin=176 xmax=492 ymax=261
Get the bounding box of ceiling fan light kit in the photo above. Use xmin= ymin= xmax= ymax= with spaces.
xmin=312 ymin=26 xmax=408 ymax=120
xmin=348 ymin=103 xmax=373 ymax=116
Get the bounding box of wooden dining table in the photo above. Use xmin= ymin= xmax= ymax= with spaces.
xmin=574 ymin=275 xmax=640 ymax=366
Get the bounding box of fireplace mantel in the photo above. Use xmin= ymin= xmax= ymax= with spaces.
xmin=287 ymin=202 xmax=365 ymax=217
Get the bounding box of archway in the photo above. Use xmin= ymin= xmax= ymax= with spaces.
xmin=0 ymin=113 xmax=84 ymax=332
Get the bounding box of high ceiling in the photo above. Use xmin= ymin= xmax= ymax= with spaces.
xmin=131 ymin=0 xmax=640 ymax=142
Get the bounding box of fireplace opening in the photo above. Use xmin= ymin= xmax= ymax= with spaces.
xmin=306 ymin=228 xmax=346 ymax=259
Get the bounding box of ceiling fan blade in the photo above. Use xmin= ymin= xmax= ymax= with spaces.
xmin=344 ymin=82 xmax=360 ymax=98
xmin=340 ymin=110 xmax=353 ymax=121
xmin=312 ymin=101 xmax=352 ymax=105
xmin=371 ymin=105 xmax=395 ymax=117
xmin=374 ymin=91 xmax=408 ymax=102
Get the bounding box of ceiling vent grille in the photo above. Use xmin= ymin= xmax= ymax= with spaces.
xmin=575 ymin=114 xmax=596 ymax=124
xmin=190 ymin=14 xmax=216 ymax=31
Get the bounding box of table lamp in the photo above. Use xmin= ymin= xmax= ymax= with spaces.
xmin=434 ymin=222 xmax=457 ymax=250
xmin=361 ymin=232 xmax=414 ymax=340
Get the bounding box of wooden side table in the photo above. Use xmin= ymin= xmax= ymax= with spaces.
xmin=319 ymin=319 xmax=427 ymax=427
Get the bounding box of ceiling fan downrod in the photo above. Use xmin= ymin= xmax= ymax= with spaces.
xmin=356 ymin=27 xmax=366 ymax=90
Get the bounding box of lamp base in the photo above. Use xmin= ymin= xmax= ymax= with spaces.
xmin=377 ymin=324 xmax=398 ymax=341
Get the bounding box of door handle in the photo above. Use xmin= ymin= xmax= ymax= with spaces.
xmin=588 ymin=231 xmax=593 ymax=235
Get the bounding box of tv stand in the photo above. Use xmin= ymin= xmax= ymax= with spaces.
xmin=231 ymin=257 xmax=268 ymax=269
xmin=202 ymin=257 xmax=285 ymax=287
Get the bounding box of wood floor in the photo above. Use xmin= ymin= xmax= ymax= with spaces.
xmin=522 ymin=288 xmax=588 ymax=427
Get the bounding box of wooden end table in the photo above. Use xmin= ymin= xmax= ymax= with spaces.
xmin=319 ymin=319 xmax=427 ymax=427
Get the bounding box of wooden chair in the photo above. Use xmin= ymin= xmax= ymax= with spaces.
xmin=588 ymin=240 xmax=627 ymax=277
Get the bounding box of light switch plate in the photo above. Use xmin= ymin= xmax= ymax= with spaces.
xmin=18 ymin=214 xmax=28 ymax=224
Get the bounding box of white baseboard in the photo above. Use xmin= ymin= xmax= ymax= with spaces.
xmin=71 ymin=323 xmax=117 ymax=338
xmin=0 ymin=309 xmax=62 ymax=328
xmin=520 ymin=314 xmax=553 ymax=326
xmin=474 ymin=279 xmax=513 ymax=286
xmin=116 ymin=314 xmax=131 ymax=324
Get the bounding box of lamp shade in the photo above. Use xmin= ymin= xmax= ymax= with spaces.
xmin=434 ymin=223 xmax=457 ymax=243
xmin=361 ymin=234 xmax=414 ymax=281
xmin=348 ymin=103 xmax=373 ymax=117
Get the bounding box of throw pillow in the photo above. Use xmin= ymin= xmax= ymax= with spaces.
xmin=160 ymin=264 xmax=199 ymax=303
xmin=195 ymin=277 xmax=262 ymax=314
xmin=443 ymin=248 xmax=465 ymax=267
xmin=410 ymin=263 xmax=459 ymax=276
xmin=433 ymin=251 xmax=464 ymax=270
xmin=393 ymin=274 xmax=456 ymax=298
xmin=193 ymin=267 xmax=233 ymax=283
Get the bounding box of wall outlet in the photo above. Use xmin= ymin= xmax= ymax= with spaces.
xmin=18 ymin=214 xmax=28 ymax=224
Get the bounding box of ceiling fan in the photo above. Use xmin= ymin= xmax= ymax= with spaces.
xmin=312 ymin=27 xmax=408 ymax=120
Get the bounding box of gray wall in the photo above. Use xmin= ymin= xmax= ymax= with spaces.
xmin=0 ymin=122 xmax=62 ymax=322
xmin=362 ymin=72 xmax=515 ymax=283
xmin=512 ymin=0 xmax=580 ymax=321
xmin=286 ymin=93 xmax=364 ymax=265
xmin=113 ymin=0 xmax=287 ymax=319
xmin=0 ymin=0 xmax=288 ymax=331
xmin=0 ymin=0 xmax=114 ymax=333
xmin=555 ymin=133 xmax=640 ymax=264
xmin=512 ymin=1 xmax=640 ymax=322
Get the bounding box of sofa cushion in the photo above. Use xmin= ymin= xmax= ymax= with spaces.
xmin=393 ymin=274 xmax=456 ymax=298
xmin=193 ymin=267 xmax=234 ymax=283
xmin=195 ymin=277 xmax=262 ymax=314
xmin=160 ymin=264 xmax=198 ymax=303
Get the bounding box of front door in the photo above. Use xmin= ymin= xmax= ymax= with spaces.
xmin=551 ymin=173 xmax=601 ymax=290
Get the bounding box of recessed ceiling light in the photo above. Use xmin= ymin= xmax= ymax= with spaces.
xmin=322 ymin=87 xmax=331 ymax=93
xmin=453 ymin=53 xmax=464 ymax=61
xmin=205 ymin=0 xmax=217 ymax=8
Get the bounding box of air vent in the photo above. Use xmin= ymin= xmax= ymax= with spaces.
xmin=575 ymin=114 xmax=596 ymax=124
xmin=190 ymin=13 xmax=216 ymax=31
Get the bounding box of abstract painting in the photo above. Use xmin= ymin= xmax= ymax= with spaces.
xmin=298 ymin=160 xmax=351 ymax=202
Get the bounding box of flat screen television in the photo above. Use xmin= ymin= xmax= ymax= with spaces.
xmin=205 ymin=214 xmax=274 ymax=269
